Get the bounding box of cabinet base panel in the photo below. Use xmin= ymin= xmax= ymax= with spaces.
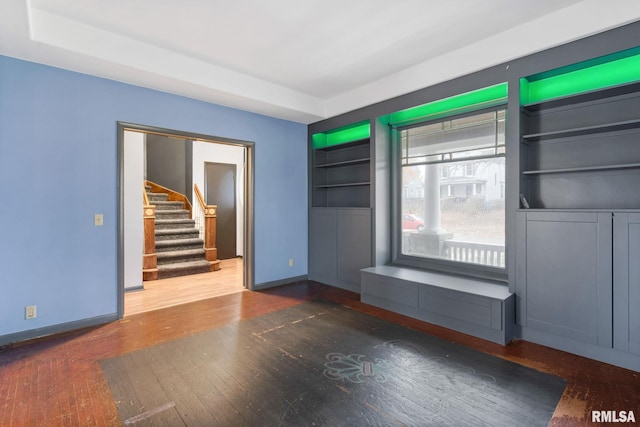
xmin=361 ymin=266 xmax=515 ymax=345
xmin=519 ymin=326 xmax=640 ymax=372
xmin=308 ymin=273 xmax=360 ymax=293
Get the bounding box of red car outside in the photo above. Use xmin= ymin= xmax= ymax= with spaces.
xmin=402 ymin=214 xmax=424 ymax=231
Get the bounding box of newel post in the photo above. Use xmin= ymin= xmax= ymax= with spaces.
xmin=143 ymin=205 xmax=158 ymax=281
xmin=204 ymin=205 xmax=221 ymax=271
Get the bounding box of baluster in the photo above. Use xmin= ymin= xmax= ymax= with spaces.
xmin=203 ymin=205 xmax=220 ymax=270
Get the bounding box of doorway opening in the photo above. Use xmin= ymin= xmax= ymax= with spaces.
xmin=117 ymin=122 xmax=255 ymax=318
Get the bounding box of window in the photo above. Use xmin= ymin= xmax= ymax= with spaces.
xmin=396 ymin=109 xmax=506 ymax=278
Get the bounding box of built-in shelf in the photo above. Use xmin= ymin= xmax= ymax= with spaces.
xmin=522 ymin=118 xmax=640 ymax=142
xmin=315 ymin=182 xmax=370 ymax=189
xmin=316 ymin=158 xmax=370 ymax=168
xmin=523 ymin=163 xmax=640 ymax=175
xmin=520 ymin=75 xmax=640 ymax=211
xmin=311 ymin=129 xmax=371 ymax=208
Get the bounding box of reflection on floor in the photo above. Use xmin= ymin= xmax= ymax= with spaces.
xmin=125 ymin=257 xmax=244 ymax=316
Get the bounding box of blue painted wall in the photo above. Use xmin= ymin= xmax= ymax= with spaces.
xmin=0 ymin=56 xmax=308 ymax=337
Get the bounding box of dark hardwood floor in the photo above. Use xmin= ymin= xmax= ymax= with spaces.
xmin=0 ymin=281 xmax=638 ymax=426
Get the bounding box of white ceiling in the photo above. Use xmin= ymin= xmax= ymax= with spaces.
xmin=2 ymin=0 xmax=640 ymax=123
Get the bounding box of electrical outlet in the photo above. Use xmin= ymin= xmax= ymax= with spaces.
xmin=289 ymin=258 xmax=294 ymax=267
xmin=25 ymin=305 xmax=37 ymax=319
xmin=94 ymin=214 xmax=104 ymax=226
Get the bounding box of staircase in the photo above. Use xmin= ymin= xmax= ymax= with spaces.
xmin=146 ymin=187 xmax=215 ymax=279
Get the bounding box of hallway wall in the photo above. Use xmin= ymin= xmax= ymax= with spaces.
xmin=123 ymin=131 xmax=145 ymax=291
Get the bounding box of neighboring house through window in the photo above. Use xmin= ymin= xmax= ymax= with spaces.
xmin=396 ymin=108 xmax=506 ymax=279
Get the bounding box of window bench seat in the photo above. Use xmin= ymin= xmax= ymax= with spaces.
xmin=360 ymin=266 xmax=515 ymax=345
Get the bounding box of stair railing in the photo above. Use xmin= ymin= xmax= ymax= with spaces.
xmin=142 ymin=186 xmax=158 ymax=281
xmin=144 ymin=180 xmax=193 ymax=217
xmin=194 ymin=183 xmax=220 ymax=269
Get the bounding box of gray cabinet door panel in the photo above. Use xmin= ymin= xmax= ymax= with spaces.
xmin=628 ymin=213 xmax=640 ymax=355
xmin=613 ymin=212 xmax=640 ymax=355
xmin=337 ymin=209 xmax=372 ymax=286
xmin=524 ymin=211 xmax=612 ymax=347
xmin=309 ymin=208 xmax=338 ymax=280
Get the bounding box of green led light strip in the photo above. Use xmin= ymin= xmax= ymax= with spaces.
xmin=521 ymin=47 xmax=640 ymax=105
xmin=389 ymin=82 xmax=508 ymax=125
xmin=312 ymin=121 xmax=370 ymax=149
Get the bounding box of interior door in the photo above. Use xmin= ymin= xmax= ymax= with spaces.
xmin=205 ymin=162 xmax=237 ymax=259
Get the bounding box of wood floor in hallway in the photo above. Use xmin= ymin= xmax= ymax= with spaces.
xmin=125 ymin=257 xmax=245 ymax=316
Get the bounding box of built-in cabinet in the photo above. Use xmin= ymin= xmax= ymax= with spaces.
xmin=517 ymin=73 xmax=640 ymax=370
xmin=309 ymin=126 xmax=372 ymax=292
xmin=613 ymin=213 xmax=640 ymax=356
xmin=309 ymin=208 xmax=371 ymax=291
xmin=306 ymin=39 xmax=640 ymax=370
xmin=517 ymin=211 xmax=640 ymax=361
xmin=516 ymin=211 xmax=613 ymax=346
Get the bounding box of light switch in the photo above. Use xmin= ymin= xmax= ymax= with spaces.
xmin=94 ymin=214 xmax=104 ymax=226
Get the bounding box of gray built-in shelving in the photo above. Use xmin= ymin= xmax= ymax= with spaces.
xmin=312 ymin=137 xmax=371 ymax=208
xmin=520 ymin=81 xmax=640 ymax=209
xmin=309 ymin=131 xmax=373 ymax=293
xmin=307 ymin=24 xmax=640 ymax=372
xmin=517 ymin=76 xmax=640 ymax=371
